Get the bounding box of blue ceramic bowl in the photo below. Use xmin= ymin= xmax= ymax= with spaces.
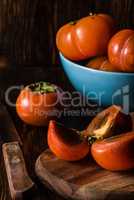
xmin=59 ymin=52 xmax=134 ymax=112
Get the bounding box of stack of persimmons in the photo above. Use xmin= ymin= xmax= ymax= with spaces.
xmin=16 ymin=86 xmax=134 ymax=171
xmin=47 ymin=105 xmax=134 ymax=171
xmin=56 ymin=13 xmax=134 ymax=72
xmin=16 ymin=14 xmax=134 ymax=173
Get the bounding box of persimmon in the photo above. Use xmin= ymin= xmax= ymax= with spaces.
xmin=91 ymin=132 xmax=134 ymax=171
xmin=16 ymin=82 xmax=62 ymax=126
xmin=83 ymin=105 xmax=132 ymax=143
xmin=47 ymin=120 xmax=89 ymax=161
xmin=56 ymin=13 xmax=115 ymax=61
xmin=86 ymin=56 xmax=120 ymax=72
xmin=108 ymin=29 xmax=134 ymax=72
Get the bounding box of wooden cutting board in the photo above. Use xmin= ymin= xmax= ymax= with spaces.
xmin=35 ymin=149 xmax=134 ymax=200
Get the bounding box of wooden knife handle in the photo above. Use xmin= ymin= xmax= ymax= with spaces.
xmin=2 ymin=142 xmax=34 ymax=200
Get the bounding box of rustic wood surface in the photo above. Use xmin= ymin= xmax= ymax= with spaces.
xmin=0 ymin=67 xmax=133 ymax=200
xmin=35 ymin=149 xmax=134 ymax=200
xmin=0 ymin=113 xmax=63 ymax=200
xmin=0 ymin=0 xmax=134 ymax=199
xmin=0 ymin=67 xmax=64 ymax=200
xmin=0 ymin=102 xmax=65 ymax=200
xmin=2 ymin=142 xmax=34 ymax=199
xmin=0 ymin=0 xmax=133 ymax=67
xmin=0 ymin=67 xmax=93 ymax=200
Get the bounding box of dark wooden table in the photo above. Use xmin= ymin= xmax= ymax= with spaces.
xmin=1 ymin=67 xmax=133 ymax=200
xmin=0 ymin=67 xmax=93 ymax=200
xmin=0 ymin=67 xmax=64 ymax=200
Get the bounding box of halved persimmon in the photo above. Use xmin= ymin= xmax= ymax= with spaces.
xmin=83 ymin=105 xmax=132 ymax=143
xmin=91 ymin=132 xmax=134 ymax=171
xmin=47 ymin=120 xmax=89 ymax=161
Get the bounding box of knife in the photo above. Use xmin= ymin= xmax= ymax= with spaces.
xmin=0 ymin=104 xmax=35 ymax=199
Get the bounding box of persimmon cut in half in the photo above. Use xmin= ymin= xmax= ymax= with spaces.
xmin=82 ymin=105 xmax=132 ymax=144
xmin=47 ymin=120 xmax=89 ymax=161
xmin=91 ymin=131 xmax=134 ymax=171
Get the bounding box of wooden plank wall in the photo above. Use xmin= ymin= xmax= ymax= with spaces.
xmin=0 ymin=0 xmax=133 ymax=67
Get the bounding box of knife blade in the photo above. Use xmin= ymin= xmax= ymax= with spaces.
xmin=0 ymin=104 xmax=35 ymax=199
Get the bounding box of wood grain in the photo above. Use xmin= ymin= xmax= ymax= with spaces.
xmin=1 ymin=65 xmax=133 ymax=200
xmin=2 ymin=142 xmax=34 ymax=200
xmin=0 ymin=112 xmax=64 ymax=200
xmin=0 ymin=0 xmax=134 ymax=67
xmin=0 ymin=67 xmax=69 ymax=200
xmin=35 ymin=149 xmax=134 ymax=200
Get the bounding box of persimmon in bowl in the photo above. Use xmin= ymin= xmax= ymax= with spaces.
xmin=59 ymin=52 xmax=134 ymax=111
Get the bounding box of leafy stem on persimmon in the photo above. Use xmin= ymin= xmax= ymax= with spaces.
xmin=29 ymin=82 xmax=56 ymax=94
xmin=69 ymin=21 xmax=77 ymax=25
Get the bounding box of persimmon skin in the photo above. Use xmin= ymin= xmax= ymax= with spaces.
xmin=91 ymin=132 xmax=134 ymax=171
xmin=16 ymin=85 xmax=61 ymax=126
xmin=56 ymin=14 xmax=115 ymax=61
xmin=86 ymin=56 xmax=120 ymax=72
xmin=108 ymin=29 xmax=134 ymax=72
xmin=86 ymin=56 xmax=107 ymax=70
xmin=56 ymin=24 xmax=83 ymax=61
xmin=83 ymin=105 xmax=132 ymax=140
xmin=48 ymin=121 xmax=89 ymax=161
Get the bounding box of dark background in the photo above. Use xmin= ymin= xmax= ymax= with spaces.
xmin=0 ymin=1 xmax=134 ymax=200
xmin=0 ymin=0 xmax=134 ymax=68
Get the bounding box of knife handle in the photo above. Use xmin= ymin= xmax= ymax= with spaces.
xmin=2 ymin=142 xmax=35 ymax=200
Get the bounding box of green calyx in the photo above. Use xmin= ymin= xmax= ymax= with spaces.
xmin=29 ymin=82 xmax=56 ymax=94
xmin=79 ymin=131 xmax=102 ymax=145
xmin=69 ymin=20 xmax=77 ymax=25
xmin=87 ymin=135 xmax=103 ymax=145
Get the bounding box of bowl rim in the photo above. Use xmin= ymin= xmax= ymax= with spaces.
xmin=59 ymin=52 xmax=134 ymax=76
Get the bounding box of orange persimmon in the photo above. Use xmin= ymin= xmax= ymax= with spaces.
xmin=16 ymin=82 xmax=62 ymax=126
xmin=56 ymin=13 xmax=115 ymax=61
xmin=48 ymin=120 xmax=89 ymax=161
xmin=91 ymin=132 xmax=134 ymax=171
xmin=108 ymin=29 xmax=134 ymax=72
xmin=86 ymin=56 xmax=120 ymax=72
xmin=83 ymin=105 xmax=132 ymax=143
